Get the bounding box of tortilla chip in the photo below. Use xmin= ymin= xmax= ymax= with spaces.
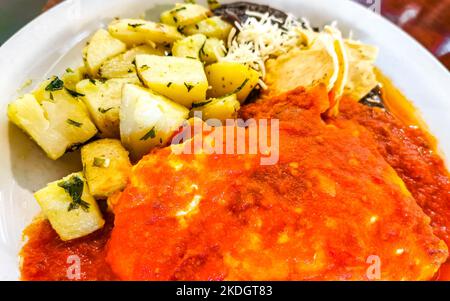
xmin=343 ymin=40 xmax=379 ymax=101
xmin=323 ymin=26 xmax=349 ymax=116
xmin=265 ymin=32 xmax=339 ymax=95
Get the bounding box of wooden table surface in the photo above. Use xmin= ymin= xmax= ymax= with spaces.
xmin=42 ymin=0 xmax=450 ymax=70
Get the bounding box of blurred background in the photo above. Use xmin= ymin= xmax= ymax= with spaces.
xmin=0 ymin=0 xmax=449 ymax=69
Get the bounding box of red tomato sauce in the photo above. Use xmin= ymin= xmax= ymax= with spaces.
xmin=20 ymin=210 xmax=117 ymax=280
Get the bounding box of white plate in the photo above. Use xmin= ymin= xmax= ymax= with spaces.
xmin=0 ymin=0 xmax=449 ymax=281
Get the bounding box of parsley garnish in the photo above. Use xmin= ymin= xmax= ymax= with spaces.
xmin=67 ymin=119 xmax=83 ymax=127
xmin=233 ymin=78 xmax=249 ymax=94
xmin=167 ymin=82 xmax=173 ymax=87
xmin=184 ymin=82 xmax=195 ymax=92
xmin=140 ymin=127 xmax=156 ymax=140
xmin=172 ymin=6 xmax=187 ymax=13
xmin=58 ymin=175 xmax=90 ymax=212
xmin=93 ymin=157 xmax=110 ymax=168
xmin=65 ymin=68 xmax=74 ymax=73
xmin=192 ymin=100 xmax=212 ymax=108
xmin=45 ymin=76 xmax=64 ymax=91
xmin=65 ymin=88 xmax=85 ymax=97
xmin=98 ymin=107 xmax=113 ymax=113
xmin=129 ymin=23 xmax=144 ymax=28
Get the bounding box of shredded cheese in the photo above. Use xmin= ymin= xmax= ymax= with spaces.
xmin=221 ymin=11 xmax=305 ymax=86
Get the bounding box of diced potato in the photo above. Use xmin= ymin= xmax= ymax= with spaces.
xmin=120 ymin=84 xmax=189 ymax=160
xmin=81 ymin=139 xmax=131 ymax=199
xmin=83 ymin=29 xmax=127 ymax=77
xmin=172 ymin=34 xmax=207 ymax=59
xmin=76 ymin=78 xmax=134 ymax=138
xmin=108 ymin=18 xmax=182 ymax=47
xmin=8 ymin=87 xmax=98 ymax=160
xmin=160 ymin=3 xmax=210 ymax=27
xmin=34 ymin=172 xmax=105 ymax=241
xmin=200 ymin=38 xmax=225 ymax=64
xmin=135 ymin=54 xmax=208 ymax=108
xmin=183 ymin=16 xmax=232 ymax=41
xmin=99 ymin=45 xmax=166 ymax=80
xmin=191 ymin=94 xmax=240 ymax=123
xmin=205 ymin=62 xmax=260 ymax=103
xmin=62 ymin=67 xmax=87 ymax=91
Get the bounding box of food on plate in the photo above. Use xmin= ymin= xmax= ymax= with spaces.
xmin=106 ymin=85 xmax=447 ymax=280
xmin=191 ymin=94 xmax=240 ymax=122
xmin=7 ymin=1 xmax=450 ymax=281
xmin=181 ymin=16 xmax=233 ymax=41
xmin=120 ymin=84 xmax=189 ymax=160
xmin=76 ymin=78 xmax=131 ymax=138
xmin=83 ymin=29 xmax=127 ymax=77
xmin=108 ymin=18 xmax=182 ymax=46
xmin=8 ymin=81 xmax=97 ymax=160
xmin=99 ymin=45 xmax=166 ymax=80
xmin=135 ymin=54 xmax=209 ymax=108
xmin=81 ymin=139 xmax=132 ymax=200
xmin=172 ymin=33 xmax=207 ymax=59
xmin=206 ymin=62 xmax=260 ymax=102
xmin=34 ymin=172 xmax=105 ymax=241
xmin=160 ymin=3 xmax=211 ymax=27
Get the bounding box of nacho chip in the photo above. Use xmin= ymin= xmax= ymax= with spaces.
xmin=264 ymin=37 xmax=337 ymax=95
xmin=343 ymin=40 xmax=379 ymax=101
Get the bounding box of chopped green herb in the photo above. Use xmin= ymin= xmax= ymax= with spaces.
xmin=93 ymin=157 xmax=110 ymax=168
xmin=65 ymin=87 xmax=85 ymax=97
xmin=65 ymin=67 xmax=74 ymax=73
xmin=140 ymin=64 xmax=150 ymax=71
xmin=49 ymin=92 xmax=54 ymax=101
xmin=67 ymin=119 xmax=83 ymax=127
xmin=98 ymin=107 xmax=114 ymax=113
xmin=186 ymin=56 xmax=198 ymax=60
xmin=184 ymin=82 xmax=195 ymax=92
xmin=172 ymin=6 xmax=187 ymax=13
xmin=89 ymin=78 xmax=96 ymax=85
xmin=58 ymin=175 xmax=90 ymax=212
xmin=184 ymin=0 xmax=196 ymax=3
xmin=128 ymin=23 xmax=144 ymax=28
xmin=45 ymin=76 xmax=64 ymax=91
xmin=166 ymin=82 xmax=173 ymax=87
xmin=173 ymin=16 xmax=178 ymax=23
xmin=140 ymin=127 xmax=156 ymax=141
xmin=232 ymin=78 xmax=249 ymax=94
xmin=192 ymin=100 xmax=212 ymax=108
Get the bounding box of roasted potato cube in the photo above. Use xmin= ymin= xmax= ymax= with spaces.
xmin=160 ymin=3 xmax=210 ymax=27
xmin=200 ymin=38 xmax=225 ymax=64
xmin=34 ymin=172 xmax=105 ymax=241
xmin=76 ymin=78 xmax=133 ymax=138
xmin=99 ymin=45 xmax=166 ymax=80
xmin=62 ymin=67 xmax=87 ymax=91
xmin=182 ymin=16 xmax=232 ymax=41
xmin=83 ymin=29 xmax=127 ymax=77
xmin=81 ymin=139 xmax=131 ymax=199
xmin=8 ymin=86 xmax=97 ymax=160
xmin=135 ymin=54 xmax=208 ymax=108
xmin=191 ymin=94 xmax=240 ymax=123
xmin=120 ymin=84 xmax=189 ymax=160
xmin=172 ymin=34 xmax=207 ymax=59
xmin=205 ymin=62 xmax=260 ymax=103
xmin=108 ymin=18 xmax=182 ymax=47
